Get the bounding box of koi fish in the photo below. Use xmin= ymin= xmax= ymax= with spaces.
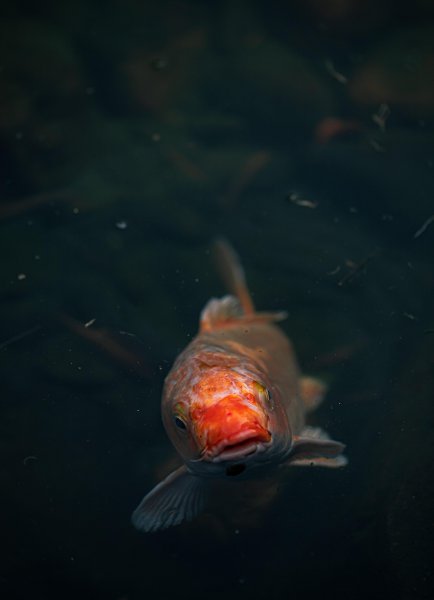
xmin=132 ymin=240 xmax=347 ymax=532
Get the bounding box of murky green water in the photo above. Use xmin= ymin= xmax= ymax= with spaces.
xmin=1 ymin=2 xmax=433 ymax=599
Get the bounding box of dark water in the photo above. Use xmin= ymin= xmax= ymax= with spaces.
xmin=1 ymin=2 xmax=434 ymax=599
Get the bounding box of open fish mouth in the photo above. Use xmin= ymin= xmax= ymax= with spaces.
xmin=206 ymin=429 xmax=272 ymax=462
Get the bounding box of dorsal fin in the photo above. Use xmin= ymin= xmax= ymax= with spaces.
xmin=200 ymin=295 xmax=287 ymax=333
xmin=212 ymin=238 xmax=255 ymax=315
xmin=200 ymin=295 xmax=243 ymax=332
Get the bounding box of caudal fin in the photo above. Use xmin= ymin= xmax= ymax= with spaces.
xmin=212 ymin=238 xmax=255 ymax=315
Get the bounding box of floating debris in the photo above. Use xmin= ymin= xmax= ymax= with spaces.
xmin=337 ymin=250 xmax=379 ymax=287
xmin=17 ymin=273 xmax=26 ymax=280
xmin=23 ymin=455 xmax=38 ymax=466
xmin=325 ymin=59 xmax=348 ymax=84
xmin=369 ymin=138 xmax=386 ymax=152
xmin=372 ymin=103 xmax=391 ymax=132
xmin=403 ymin=312 xmax=417 ymax=321
xmin=84 ymin=318 xmax=96 ymax=328
xmin=287 ymin=192 xmax=318 ymax=209
xmin=119 ymin=330 xmax=138 ymax=338
xmin=59 ymin=314 xmax=151 ymax=377
xmin=413 ymin=214 xmax=434 ymax=239
xmin=115 ymin=220 xmax=128 ymax=230
xmin=327 ymin=265 xmax=341 ymax=276
xmin=0 ymin=325 xmax=41 ymax=351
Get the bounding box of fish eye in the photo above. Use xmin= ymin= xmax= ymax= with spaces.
xmin=173 ymin=415 xmax=187 ymax=431
xmin=254 ymin=381 xmax=274 ymax=410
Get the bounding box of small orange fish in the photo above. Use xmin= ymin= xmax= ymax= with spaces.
xmin=132 ymin=240 xmax=347 ymax=532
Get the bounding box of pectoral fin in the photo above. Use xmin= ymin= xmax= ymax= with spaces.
xmin=299 ymin=376 xmax=328 ymax=412
xmin=131 ymin=466 xmax=207 ymax=532
xmin=287 ymin=426 xmax=348 ymax=468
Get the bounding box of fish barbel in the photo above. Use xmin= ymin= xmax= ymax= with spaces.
xmin=132 ymin=240 xmax=347 ymax=532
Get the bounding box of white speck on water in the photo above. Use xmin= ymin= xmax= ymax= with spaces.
xmin=403 ymin=312 xmax=417 ymax=321
xmin=73 ymin=207 xmax=79 ymax=214
xmin=116 ymin=220 xmax=128 ymax=230
xmin=17 ymin=273 xmax=26 ymax=280
xmin=327 ymin=265 xmax=341 ymax=276
xmin=34 ymin=254 xmax=40 ymax=260
xmin=372 ymin=103 xmax=390 ymax=132
xmin=194 ymin=278 xmax=199 ymax=283
xmin=324 ymin=59 xmax=348 ymax=84
xmin=414 ymin=214 xmax=434 ymax=239
xmin=369 ymin=138 xmax=385 ymax=152
xmin=234 ymin=529 xmax=240 ymax=534
xmin=15 ymin=131 xmax=23 ymax=140
xmin=151 ymin=132 xmax=161 ymax=142
xmin=288 ymin=192 xmax=318 ymax=209
xmin=84 ymin=318 xmax=96 ymax=328
xmin=85 ymin=87 xmax=95 ymax=95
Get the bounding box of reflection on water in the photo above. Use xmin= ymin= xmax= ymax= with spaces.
xmin=0 ymin=1 xmax=433 ymax=599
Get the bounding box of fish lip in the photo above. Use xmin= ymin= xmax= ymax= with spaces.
xmin=204 ymin=429 xmax=272 ymax=463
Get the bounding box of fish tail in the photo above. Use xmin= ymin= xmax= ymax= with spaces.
xmin=212 ymin=238 xmax=255 ymax=315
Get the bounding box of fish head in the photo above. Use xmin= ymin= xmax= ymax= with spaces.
xmin=163 ymin=366 xmax=277 ymax=477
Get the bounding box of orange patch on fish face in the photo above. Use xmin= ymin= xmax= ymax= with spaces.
xmin=191 ymin=394 xmax=270 ymax=454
